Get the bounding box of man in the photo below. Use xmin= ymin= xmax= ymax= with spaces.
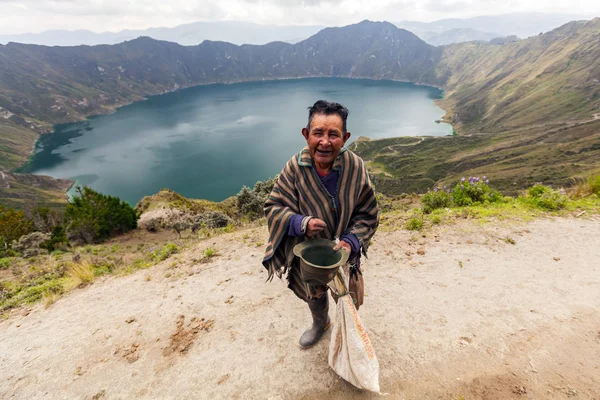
xmin=263 ymin=100 xmax=379 ymax=348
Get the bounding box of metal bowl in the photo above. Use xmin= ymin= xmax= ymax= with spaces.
xmin=293 ymin=239 xmax=349 ymax=285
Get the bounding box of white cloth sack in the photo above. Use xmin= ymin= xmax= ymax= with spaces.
xmin=328 ymin=266 xmax=380 ymax=393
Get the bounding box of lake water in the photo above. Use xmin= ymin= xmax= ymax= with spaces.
xmin=23 ymin=78 xmax=451 ymax=204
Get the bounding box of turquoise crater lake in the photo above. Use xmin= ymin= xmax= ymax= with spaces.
xmin=23 ymin=78 xmax=452 ymax=204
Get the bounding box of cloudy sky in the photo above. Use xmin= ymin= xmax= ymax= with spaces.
xmin=1 ymin=0 xmax=599 ymax=34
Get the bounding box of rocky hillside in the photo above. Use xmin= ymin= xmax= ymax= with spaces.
xmin=437 ymin=18 xmax=600 ymax=133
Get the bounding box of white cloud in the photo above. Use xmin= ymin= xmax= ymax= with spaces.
xmin=0 ymin=0 xmax=598 ymax=34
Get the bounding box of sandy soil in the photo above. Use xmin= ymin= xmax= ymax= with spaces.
xmin=1 ymin=217 xmax=599 ymax=399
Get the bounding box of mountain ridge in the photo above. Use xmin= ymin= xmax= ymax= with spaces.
xmin=0 ymin=21 xmax=325 ymax=47
xmin=2 ymin=13 xmax=591 ymax=48
xmin=396 ymin=12 xmax=593 ymax=38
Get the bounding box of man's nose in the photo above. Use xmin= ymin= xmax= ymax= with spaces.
xmin=320 ymin=136 xmax=331 ymax=147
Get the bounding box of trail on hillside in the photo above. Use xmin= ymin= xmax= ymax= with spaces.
xmin=1 ymin=217 xmax=599 ymax=399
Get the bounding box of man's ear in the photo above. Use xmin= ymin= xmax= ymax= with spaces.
xmin=343 ymin=131 xmax=351 ymax=143
xmin=302 ymin=127 xmax=309 ymax=140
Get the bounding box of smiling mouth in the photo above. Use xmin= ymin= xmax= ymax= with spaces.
xmin=316 ymin=149 xmax=333 ymax=156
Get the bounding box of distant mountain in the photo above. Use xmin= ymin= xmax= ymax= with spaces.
xmin=489 ymin=35 xmax=520 ymax=45
xmin=396 ymin=12 xmax=592 ymax=39
xmin=418 ymin=28 xmax=501 ymax=46
xmin=5 ymin=13 xmax=587 ymax=48
xmin=0 ymin=21 xmax=324 ymax=47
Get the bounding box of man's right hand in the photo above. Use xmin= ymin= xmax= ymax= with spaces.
xmin=306 ymin=218 xmax=327 ymax=237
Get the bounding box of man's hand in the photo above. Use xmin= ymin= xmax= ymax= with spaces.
xmin=333 ymin=239 xmax=352 ymax=253
xmin=306 ymin=218 xmax=327 ymax=237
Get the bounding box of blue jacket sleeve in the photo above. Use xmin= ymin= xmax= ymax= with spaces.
xmin=287 ymin=214 xmax=305 ymax=237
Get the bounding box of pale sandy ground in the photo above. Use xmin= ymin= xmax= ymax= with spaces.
xmin=1 ymin=217 xmax=599 ymax=399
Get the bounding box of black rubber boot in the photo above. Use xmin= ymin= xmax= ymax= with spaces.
xmin=299 ymin=294 xmax=331 ymax=349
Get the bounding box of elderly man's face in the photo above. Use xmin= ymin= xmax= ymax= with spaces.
xmin=302 ymin=113 xmax=351 ymax=170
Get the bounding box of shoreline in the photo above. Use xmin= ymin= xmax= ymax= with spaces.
xmin=13 ymin=75 xmax=456 ymax=205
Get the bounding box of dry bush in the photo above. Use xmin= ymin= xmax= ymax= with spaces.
xmin=11 ymin=232 xmax=50 ymax=258
xmin=569 ymin=175 xmax=600 ymax=198
xmin=67 ymin=259 xmax=95 ymax=287
xmin=43 ymin=289 xmax=61 ymax=308
xmin=569 ymin=176 xmax=594 ymax=198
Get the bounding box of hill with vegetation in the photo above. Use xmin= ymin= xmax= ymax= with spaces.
xmin=0 ymin=170 xmax=72 ymax=210
xmin=0 ymin=19 xmax=599 ymax=204
xmin=352 ymin=118 xmax=600 ymax=196
xmin=436 ymin=19 xmax=600 ymax=133
xmin=353 ymin=18 xmax=600 ymax=194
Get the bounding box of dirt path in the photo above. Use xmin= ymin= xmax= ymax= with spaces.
xmin=1 ymin=217 xmax=599 ymax=399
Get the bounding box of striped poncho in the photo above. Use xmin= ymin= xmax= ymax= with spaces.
xmin=262 ymin=146 xmax=379 ymax=282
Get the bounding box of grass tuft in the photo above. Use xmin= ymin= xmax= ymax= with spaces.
xmin=204 ymin=247 xmax=217 ymax=258
xmin=150 ymin=243 xmax=180 ymax=262
xmin=405 ymin=214 xmax=424 ymax=231
xmin=43 ymin=289 xmax=61 ymax=308
xmin=67 ymin=260 xmax=95 ymax=287
xmin=0 ymin=258 xmax=12 ymax=270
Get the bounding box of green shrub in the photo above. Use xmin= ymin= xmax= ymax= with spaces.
xmin=405 ymin=214 xmax=424 ymax=231
xmin=520 ymin=184 xmax=567 ymax=210
xmin=430 ymin=215 xmax=442 ymax=225
xmin=589 ymin=175 xmax=600 ymax=196
xmin=200 ymin=211 xmax=232 ymax=229
xmin=236 ymin=186 xmax=265 ymax=219
xmin=92 ymin=261 xmax=116 ymax=276
xmin=0 ymin=258 xmax=12 ymax=270
xmin=376 ymin=192 xmax=394 ymax=212
xmin=65 ymin=186 xmax=137 ymax=244
xmin=453 ymin=177 xmax=503 ymax=206
xmin=41 ymin=226 xmax=68 ymax=252
xmin=253 ymin=178 xmax=277 ymax=198
xmin=204 ymin=247 xmax=217 ymax=258
xmin=151 ymin=243 xmax=180 ymax=262
xmin=237 ymin=176 xmax=277 ymax=220
xmin=1 ymin=274 xmax=67 ymax=311
xmin=422 ymin=189 xmax=453 ymax=213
